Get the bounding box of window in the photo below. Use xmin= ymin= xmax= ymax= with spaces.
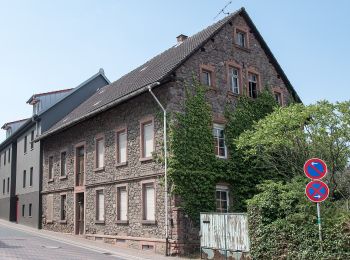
xmin=201 ymin=69 xmax=212 ymax=86
xmin=8 ymin=148 xmax=10 ymax=163
xmin=24 ymin=135 xmax=27 ymax=154
xmin=29 ymin=204 xmax=32 ymax=217
xmin=141 ymin=121 xmax=154 ymax=159
xmin=236 ymin=31 xmax=247 ymax=47
xmin=30 ymin=130 xmax=34 ymax=150
xmin=29 ymin=167 xmax=33 ymax=187
xmin=274 ymin=92 xmax=282 ymax=106
xmin=60 ymin=194 xmax=67 ymax=221
xmin=213 ymin=124 xmax=227 ymax=158
xmin=229 ymin=67 xmax=240 ymax=94
xmin=117 ymin=186 xmax=128 ymax=221
xmin=96 ymin=190 xmax=104 ymax=221
xmin=23 ymin=170 xmax=26 ymax=188
xmin=95 ymin=138 xmax=105 ymax=169
xmin=60 ymin=152 xmax=67 ymax=177
xmin=3 ymin=151 xmax=6 ymax=166
xmin=46 ymin=194 xmax=53 ymax=223
xmin=216 ymin=185 xmax=229 ymax=213
xmin=248 ymin=73 xmax=258 ymax=99
xmin=48 ymin=156 xmax=53 ymax=180
xmin=7 ymin=177 xmax=9 ymax=193
xmin=143 ymin=183 xmax=155 ymax=221
xmin=22 ymin=205 xmax=25 ymax=217
xmin=76 ymin=146 xmax=85 ymax=187
xmin=116 ymin=130 xmax=127 ymax=164
xmin=2 ymin=179 xmax=5 ymax=194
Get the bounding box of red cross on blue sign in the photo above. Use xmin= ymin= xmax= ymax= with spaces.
xmin=305 ymin=180 xmax=329 ymax=203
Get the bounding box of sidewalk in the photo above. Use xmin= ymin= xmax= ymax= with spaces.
xmin=0 ymin=219 xmax=188 ymax=260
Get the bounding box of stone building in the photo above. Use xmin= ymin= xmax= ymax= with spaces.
xmin=38 ymin=8 xmax=301 ymax=255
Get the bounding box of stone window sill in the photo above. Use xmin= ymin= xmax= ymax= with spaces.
xmin=141 ymin=220 xmax=156 ymax=225
xmin=95 ymin=220 xmax=105 ymax=224
xmin=116 ymin=162 xmax=128 ymax=168
xmin=139 ymin=157 xmax=153 ymax=162
xmin=59 ymin=220 xmax=67 ymax=224
xmin=59 ymin=175 xmax=67 ymax=180
xmin=234 ymin=44 xmax=251 ymax=52
xmin=227 ymin=90 xmax=240 ymax=97
xmin=116 ymin=220 xmax=129 ymax=225
xmin=94 ymin=167 xmax=105 ymax=173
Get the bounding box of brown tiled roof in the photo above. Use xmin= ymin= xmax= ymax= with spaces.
xmin=39 ymin=8 xmax=300 ymax=140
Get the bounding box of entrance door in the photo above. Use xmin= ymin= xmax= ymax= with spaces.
xmin=75 ymin=193 xmax=84 ymax=235
xmin=76 ymin=146 xmax=84 ymax=186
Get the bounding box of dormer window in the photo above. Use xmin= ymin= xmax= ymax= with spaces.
xmin=6 ymin=128 xmax=12 ymax=138
xmin=33 ymin=101 xmax=40 ymax=115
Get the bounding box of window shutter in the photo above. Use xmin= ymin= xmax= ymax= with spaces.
xmin=119 ymin=188 xmax=127 ymax=221
xmin=118 ymin=132 xmax=127 ymax=163
xmin=145 ymin=184 xmax=155 ymax=221
xmin=47 ymin=194 xmax=53 ymax=222
xmin=143 ymin=123 xmax=154 ymax=158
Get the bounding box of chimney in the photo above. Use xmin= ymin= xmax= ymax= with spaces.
xmin=176 ymin=34 xmax=188 ymax=44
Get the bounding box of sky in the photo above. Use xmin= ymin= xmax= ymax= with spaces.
xmin=0 ymin=0 xmax=349 ymax=141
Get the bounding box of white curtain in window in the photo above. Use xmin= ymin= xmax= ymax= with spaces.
xmin=143 ymin=123 xmax=154 ymax=157
xmin=97 ymin=192 xmax=104 ymax=221
xmin=97 ymin=139 xmax=104 ymax=168
xmin=119 ymin=188 xmax=127 ymax=221
xmin=145 ymin=184 xmax=155 ymax=220
xmin=118 ymin=132 xmax=127 ymax=163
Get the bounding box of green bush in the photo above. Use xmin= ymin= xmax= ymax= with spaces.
xmin=247 ymin=177 xmax=350 ymax=259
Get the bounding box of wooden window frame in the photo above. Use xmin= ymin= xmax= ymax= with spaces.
xmin=246 ymin=68 xmax=262 ymax=99
xmin=216 ymin=184 xmax=230 ymax=213
xmin=94 ymin=134 xmax=105 ymax=172
xmin=226 ymin=61 xmax=243 ymax=96
xmin=272 ymin=87 xmax=284 ymax=106
xmin=213 ymin=123 xmax=228 ymax=159
xmin=60 ymin=193 xmax=67 ymax=223
xmin=74 ymin=141 xmax=86 ymax=187
xmin=141 ymin=179 xmax=156 ymax=224
xmin=199 ymin=64 xmax=216 ymax=89
xmin=95 ymin=188 xmax=105 ymax=224
xmin=233 ymin=26 xmax=250 ymax=50
xmin=48 ymin=155 xmax=54 ymax=182
xmin=140 ymin=117 xmax=155 ymax=161
xmin=115 ymin=127 xmax=128 ymax=166
xmin=116 ymin=184 xmax=129 ymax=224
xmin=60 ymin=150 xmax=68 ymax=179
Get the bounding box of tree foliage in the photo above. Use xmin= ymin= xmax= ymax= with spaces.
xmin=236 ymin=101 xmax=350 ymax=198
xmin=248 ymin=178 xmax=350 ymax=259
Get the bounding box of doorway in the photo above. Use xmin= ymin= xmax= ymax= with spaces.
xmin=75 ymin=193 xmax=85 ymax=235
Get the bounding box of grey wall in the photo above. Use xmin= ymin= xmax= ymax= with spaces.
xmin=40 ymin=75 xmax=109 ymax=132
xmin=0 ymin=144 xmax=14 ymax=221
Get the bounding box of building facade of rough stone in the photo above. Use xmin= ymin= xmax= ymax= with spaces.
xmin=40 ymin=8 xmax=300 ymax=255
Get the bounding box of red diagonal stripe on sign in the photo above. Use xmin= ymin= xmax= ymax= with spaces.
xmin=311 ymin=184 xmax=324 ymax=197
xmin=309 ymin=164 xmax=323 ymax=176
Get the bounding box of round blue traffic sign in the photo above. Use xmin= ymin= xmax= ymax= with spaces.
xmin=304 ymin=158 xmax=327 ymax=180
xmin=305 ymin=180 xmax=329 ymax=203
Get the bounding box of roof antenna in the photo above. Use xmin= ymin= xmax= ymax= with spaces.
xmin=214 ymin=1 xmax=232 ymax=20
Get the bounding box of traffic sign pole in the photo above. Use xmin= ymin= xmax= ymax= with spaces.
xmin=316 ymin=202 xmax=323 ymax=252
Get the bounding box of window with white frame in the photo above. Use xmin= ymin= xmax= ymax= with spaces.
xmin=248 ymin=73 xmax=258 ymax=99
xmin=229 ymin=67 xmax=240 ymax=94
xmin=96 ymin=190 xmax=105 ymax=221
xmin=142 ymin=121 xmax=154 ymax=158
xmin=213 ymin=124 xmax=227 ymax=158
xmin=201 ymin=69 xmax=212 ymax=86
xmin=216 ymin=185 xmax=229 ymax=213
xmin=117 ymin=130 xmax=127 ymax=164
xmin=117 ymin=186 xmax=128 ymax=221
xmin=143 ymin=183 xmax=155 ymax=221
xmin=96 ymin=138 xmax=105 ymax=168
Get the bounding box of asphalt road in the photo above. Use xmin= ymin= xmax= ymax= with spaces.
xmin=0 ymin=224 xmax=127 ymax=260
